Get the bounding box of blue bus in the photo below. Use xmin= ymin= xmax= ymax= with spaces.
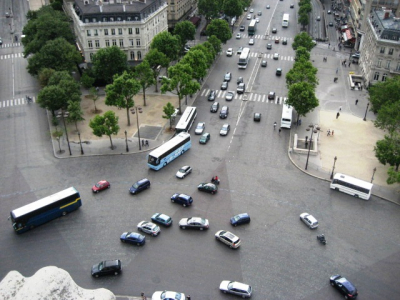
xmin=147 ymin=132 xmax=191 ymax=170
xmin=10 ymin=187 xmax=82 ymax=234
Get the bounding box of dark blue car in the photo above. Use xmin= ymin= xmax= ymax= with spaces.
xmin=151 ymin=213 xmax=173 ymax=227
xmin=120 ymin=232 xmax=146 ymax=245
xmin=230 ymin=213 xmax=251 ymax=226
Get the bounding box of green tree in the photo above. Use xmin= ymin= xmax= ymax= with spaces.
xmin=287 ymin=82 xmax=319 ymax=124
xmin=81 ymin=72 xmax=95 ymax=89
xmin=105 ymin=71 xmax=141 ymax=126
xmin=374 ymin=101 xmax=400 ymax=135
xmin=27 ymin=38 xmax=82 ymax=75
xmin=198 ymin=0 xmax=221 ymax=21
xmin=206 ymin=19 xmax=232 ymax=43
xmin=92 ymin=46 xmax=128 ymax=84
xmin=207 ymin=35 xmax=222 ymax=55
xmin=150 ymin=31 xmax=181 ymax=64
xmin=201 ymin=41 xmax=217 ymax=62
xmin=37 ymin=85 xmax=68 ymax=115
xmin=161 ymin=63 xmax=200 ymax=114
xmin=387 ymin=166 xmax=400 ymax=184
xmin=298 ymin=13 xmax=309 ymax=30
xmin=67 ymin=100 xmax=85 ymax=131
xmin=286 ymin=61 xmax=318 ymax=88
xmin=295 ymin=46 xmax=311 ymax=61
xmin=374 ymin=134 xmax=400 ymax=172
xmin=89 ymin=87 xmax=100 ymax=113
xmin=173 ymin=21 xmax=196 ymax=50
xmin=89 ymin=111 xmax=120 ymax=150
xmin=144 ymin=48 xmax=170 ymax=92
xmin=299 ymin=3 xmax=312 ymax=14
xmin=223 ymin=0 xmax=243 ymax=25
xmin=38 ymin=68 xmax=55 ymax=88
xmin=368 ymin=77 xmax=400 ymax=113
xmin=292 ymin=32 xmax=315 ymax=51
xmin=180 ymin=49 xmax=208 ymax=81
xmin=162 ymin=102 xmax=176 ymax=129
xmin=134 ymin=60 xmax=155 ymax=106
xmin=48 ymin=71 xmax=81 ymax=98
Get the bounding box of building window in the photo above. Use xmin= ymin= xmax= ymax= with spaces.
xmin=103 ymin=17 xmax=108 ymax=22
xmin=88 ymin=40 xmax=93 ymax=48
xmin=127 ymin=17 xmax=132 ymax=21
xmin=373 ymin=72 xmax=379 ymax=80
xmin=94 ymin=29 xmax=98 ymax=36
xmin=380 ymin=47 xmax=385 ymax=54
xmin=112 ymin=39 xmax=117 ymax=46
xmin=136 ymin=28 xmax=140 ymax=34
xmin=117 ymin=17 xmax=122 ymax=21
xmin=386 ymin=60 xmax=391 ymax=69
xmin=95 ymin=40 xmax=100 ymax=48
xmin=111 ymin=29 xmax=115 ymax=35
xmin=110 ymin=17 xmax=114 ymax=22
xmin=137 ymin=51 xmax=142 ymax=60
xmin=129 ymin=39 xmax=134 ymax=46
xmin=136 ymin=39 xmax=141 ymax=47
xmin=92 ymin=18 xmax=97 ymax=23
xmin=84 ymin=18 xmax=89 ymax=23
xmin=119 ymin=39 xmax=124 ymax=47
xmin=90 ymin=53 xmax=94 ymax=61
xmin=129 ymin=28 xmax=133 ymax=35
xmin=377 ymin=59 xmax=382 ymax=68
xmin=130 ymin=51 xmax=135 ymax=60
xmin=87 ymin=30 xmax=91 ymax=37
xmin=118 ymin=28 xmax=123 ymax=35
xmin=104 ymin=29 xmax=109 ymax=36
xmin=382 ymin=73 xmax=387 ymax=81
xmin=105 ymin=40 xmax=110 ymax=47
xmin=396 ymin=62 xmax=400 ymax=71
xmin=388 ymin=48 xmax=394 ymax=55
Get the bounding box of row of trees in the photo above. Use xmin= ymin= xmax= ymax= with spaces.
xmin=285 ymin=32 xmax=319 ymax=123
xmin=298 ymin=0 xmax=312 ymax=30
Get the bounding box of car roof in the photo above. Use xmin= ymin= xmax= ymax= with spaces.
xmin=337 ymin=277 xmax=356 ymax=292
xmin=179 ymin=194 xmax=191 ymax=200
xmin=231 ymin=281 xmax=250 ymax=291
xmin=223 ymin=231 xmax=239 ymax=240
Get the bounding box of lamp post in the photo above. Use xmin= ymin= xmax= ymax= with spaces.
xmin=78 ymin=132 xmax=84 ymax=155
xmin=371 ymin=167 xmax=377 ymax=183
xmin=57 ymin=109 xmax=72 ymax=156
xmin=363 ymin=102 xmax=370 ymax=121
xmin=132 ymin=106 xmax=142 ymax=150
xmin=125 ymin=130 xmax=129 ymax=152
xmin=305 ymin=124 xmax=321 ymax=170
xmin=330 ymin=156 xmax=337 ymax=179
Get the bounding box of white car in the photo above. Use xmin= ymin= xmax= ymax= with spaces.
xmin=194 ymin=122 xmax=205 ymax=134
xmin=247 ymin=14 xmax=251 ymax=20
xmin=176 ymin=166 xmax=192 ymax=179
xmin=220 ymin=281 xmax=252 ymax=298
xmin=273 ymin=53 xmax=279 ymax=60
xmin=225 ymin=91 xmax=234 ymax=101
xmin=300 ymin=213 xmax=319 ymax=229
xmin=151 ymin=291 xmax=185 ymax=300
xmin=137 ymin=221 xmax=160 ymax=236
xmin=249 ymin=8 xmax=254 ymax=13
xmin=236 ymin=33 xmax=241 ymax=39
xmin=256 ymin=18 xmax=260 ymax=23
xmin=226 ymin=48 xmax=233 ymax=56
xmin=220 ymin=124 xmax=230 ymax=136
xmin=249 ymin=39 xmax=255 ymax=45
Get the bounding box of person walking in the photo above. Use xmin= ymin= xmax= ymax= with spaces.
xmin=278 ymin=128 xmax=281 ymax=135
xmin=274 ymin=122 xmax=277 ymax=130
xmin=186 ymin=296 xmax=191 ymax=300
xmin=332 ymin=130 xmax=335 ymax=136
xmin=336 ymin=112 xmax=340 ymax=119
xmin=327 ymin=129 xmax=331 ymax=136
xmin=339 ymin=106 xmax=342 ymax=111
xmin=348 ymin=61 xmax=351 ymax=67
xmin=336 ymin=68 xmax=338 ymax=74
xmin=355 ymin=99 xmax=359 ymax=105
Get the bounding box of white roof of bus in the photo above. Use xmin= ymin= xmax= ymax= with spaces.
xmin=149 ymin=132 xmax=190 ymax=158
xmin=249 ymin=20 xmax=257 ymax=26
xmin=12 ymin=187 xmax=78 ymax=218
xmin=333 ymin=173 xmax=373 ymax=189
xmin=175 ymin=107 xmax=196 ymax=130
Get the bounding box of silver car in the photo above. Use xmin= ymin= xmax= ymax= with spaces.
xmin=220 ymin=281 xmax=252 ymax=298
xmin=179 ymin=217 xmax=209 ymax=230
xmin=300 ymin=213 xmax=319 ymax=229
xmin=176 ymin=166 xmax=192 ymax=179
xmin=137 ymin=221 xmax=160 ymax=236
xmin=225 ymin=91 xmax=234 ymax=101
xmin=220 ymin=124 xmax=230 ymax=136
xmin=194 ymin=122 xmax=205 ymax=135
xmin=215 ymin=230 xmax=241 ymax=248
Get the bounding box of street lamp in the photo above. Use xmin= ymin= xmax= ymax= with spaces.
xmin=131 ymin=106 xmax=142 ymax=150
xmin=78 ymin=132 xmax=84 ymax=155
xmin=363 ymin=102 xmax=370 ymax=121
xmin=125 ymin=130 xmax=129 ymax=152
xmin=371 ymin=167 xmax=377 ymax=183
xmin=330 ymin=156 xmax=337 ymax=179
xmin=57 ymin=109 xmax=72 ymax=156
xmin=305 ymin=124 xmax=321 ymax=170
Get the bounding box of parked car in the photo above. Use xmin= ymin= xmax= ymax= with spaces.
xmin=230 ymin=213 xmax=251 ymax=226
xmin=220 ymin=106 xmax=229 ymax=119
xmin=219 ymin=281 xmax=252 ymax=298
xmin=215 ymin=230 xmax=241 ymax=248
xmin=254 ymin=113 xmax=261 ymax=121
xmin=129 ymin=178 xmax=150 ymax=194
xmin=225 ymin=91 xmax=235 ymax=101
xmin=176 ymin=166 xmax=192 ymax=179
xmin=92 ymin=180 xmax=110 ymax=193
xmin=208 ymin=90 xmax=216 ymax=101
xmin=226 ymin=48 xmax=233 ymax=56
xmin=221 ymin=81 xmax=228 ymax=90
xmin=137 ymin=221 xmax=160 ymax=236
xmin=210 ymin=102 xmax=219 ymax=112
xmin=300 ymin=213 xmax=319 ymax=229
xmin=197 ymin=183 xmax=218 ymax=194
xmin=330 ymin=275 xmax=358 ymax=299
xmin=91 ymin=260 xmax=122 ymax=277
xmin=151 ymin=291 xmax=186 ymax=300
xmin=220 ymin=124 xmax=231 ymax=136
xmin=199 ymin=132 xmax=211 ymax=144
xmin=179 ymin=217 xmax=210 ymax=230
xmin=120 ymin=232 xmax=146 ymax=245
xmin=194 ymin=122 xmax=205 ymax=135
xmin=151 ymin=213 xmax=173 ymax=227
xmin=224 ymin=72 xmax=232 ymax=82
xmin=171 ymin=193 xmax=193 ymax=207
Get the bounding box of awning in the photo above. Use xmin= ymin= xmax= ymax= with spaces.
xmin=345 ymin=29 xmax=354 ymax=40
xmin=189 ymin=16 xmax=201 ymax=27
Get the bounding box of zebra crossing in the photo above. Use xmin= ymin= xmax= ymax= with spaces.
xmin=201 ymin=89 xmax=286 ymax=105
xmin=0 ymin=97 xmax=36 ymax=108
xmin=250 ymin=52 xmax=294 ymax=61
xmin=0 ymin=53 xmax=24 ymax=60
xmin=240 ymin=34 xmax=292 ymax=41
xmin=0 ymin=43 xmax=22 ymax=48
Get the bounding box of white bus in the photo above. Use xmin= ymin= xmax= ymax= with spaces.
xmin=282 ymin=13 xmax=289 ymax=27
xmin=238 ymin=47 xmax=251 ymax=69
xmin=330 ymin=173 xmax=373 ymax=200
xmin=281 ymin=100 xmax=293 ymax=128
xmin=175 ymin=106 xmax=197 ymax=133
xmin=147 ymin=132 xmax=191 ymax=170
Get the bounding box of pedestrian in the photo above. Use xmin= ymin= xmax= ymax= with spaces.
xmin=336 ymin=68 xmax=338 ymax=74
xmin=278 ymin=128 xmax=281 ymax=135
xmin=142 ymin=140 xmax=145 ymax=147
xmin=186 ymin=296 xmax=191 ymax=300
xmin=344 ymin=59 xmax=346 ymax=64
xmin=327 ymin=129 xmax=331 ymax=136
xmin=336 ymin=112 xmax=340 ymax=119
xmin=141 ymin=292 xmax=147 ymax=300
xmin=332 ymin=130 xmax=334 ymax=136
xmin=145 ymin=140 xmax=149 ymax=147
xmin=348 ymin=61 xmax=351 ymax=67
xmin=339 ymin=106 xmax=342 ymax=111
xmin=360 ymin=85 xmax=363 ymax=91
xmin=329 ymin=42 xmax=330 ymax=47
xmin=355 ymin=99 xmax=359 ymax=105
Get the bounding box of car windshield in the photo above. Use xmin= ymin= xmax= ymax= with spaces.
xmin=132 ymin=183 xmax=139 ymax=188
xmin=95 ymin=183 xmax=102 ymax=187
xmin=179 ymin=168 xmax=187 ymax=172
xmin=98 ymin=262 xmax=104 ymax=271
xmin=222 ymin=125 xmax=228 ymax=130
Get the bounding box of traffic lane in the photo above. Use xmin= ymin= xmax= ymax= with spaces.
xmin=0 ymin=58 xmax=14 ymax=99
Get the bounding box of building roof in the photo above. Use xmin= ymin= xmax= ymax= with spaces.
xmin=370 ymin=9 xmax=400 ymax=41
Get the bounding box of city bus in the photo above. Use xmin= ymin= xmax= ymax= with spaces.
xmin=10 ymin=187 xmax=82 ymax=234
xmin=248 ymin=20 xmax=257 ymax=35
xmin=281 ymin=100 xmax=293 ymax=128
xmin=282 ymin=13 xmax=289 ymax=27
xmin=330 ymin=173 xmax=373 ymax=200
xmin=175 ymin=106 xmax=197 ymax=133
xmin=238 ymin=47 xmax=251 ymax=69
xmin=147 ymin=132 xmax=191 ymax=170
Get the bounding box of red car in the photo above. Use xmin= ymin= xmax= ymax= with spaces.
xmin=92 ymin=180 xmax=110 ymax=193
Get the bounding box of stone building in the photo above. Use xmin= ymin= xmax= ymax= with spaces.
xmin=166 ymin=0 xmax=197 ymax=30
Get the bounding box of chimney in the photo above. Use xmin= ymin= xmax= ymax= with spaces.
xmin=384 ymin=10 xmax=391 ymax=19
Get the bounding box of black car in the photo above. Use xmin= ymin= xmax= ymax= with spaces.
xmin=210 ymin=101 xmax=219 ymax=113
xmin=330 ymin=275 xmax=358 ymax=299
xmin=240 ymin=25 xmax=245 ymax=31
xmin=197 ymin=183 xmax=218 ymax=194
xmin=268 ymin=91 xmax=276 ymax=100
xmin=91 ymin=260 xmax=122 ymax=277
xmin=230 ymin=213 xmax=251 ymax=226
xmin=208 ymin=90 xmax=216 ymax=101
xmin=254 ymin=113 xmax=261 ymax=121
xmin=220 ymin=106 xmax=229 ymax=119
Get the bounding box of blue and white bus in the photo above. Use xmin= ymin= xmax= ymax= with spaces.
xmin=175 ymin=106 xmax=197 ymax=133
xmin=147 ymin=132 xmax=191 ymax=170
xmin=10 ymin=187 xmax=82 ymax=234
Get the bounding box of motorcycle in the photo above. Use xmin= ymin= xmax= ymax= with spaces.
xmin=317 ymin=234 xmax=327 ymax=245
xmin=211 ymin=177 xmax=220 ymax=185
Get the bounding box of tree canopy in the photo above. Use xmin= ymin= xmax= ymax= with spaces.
xmin=198 ymin=0 xmax=221 ymax=20
xmin=150 ymin=31 xmax=181 ymax=63
xmin=144 ymin=48 xmax=170 ymax=92
xmin=287 ymin=82 xmax=319 ymax=123
xmin=223 ymin=0 xmax=243 ymax=20
xmin=292 ymin=32 xmax=315 ymax=51
xmin=206 ymin=19 xmax=232 ymax=43
xmin=180 ymin=50 xmax=208 ymax=81
xmin=92 ymin=46 xmax=128 ymax=84
xmin=134 ymin=60 xmax=155 ymax=106
xmin=369 ymin=77 xmax=400 ymax=113
xmin=89 ymin=111 xmax=120 ymax=150
xmin=173 ymin=21 xmax=196 ymax=50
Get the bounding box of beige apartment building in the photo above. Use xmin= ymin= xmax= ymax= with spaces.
xmin=166 ymin=0 xmax=197 ymax=30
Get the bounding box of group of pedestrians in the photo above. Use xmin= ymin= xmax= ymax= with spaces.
xmin=141 ymin=139 xmax=149 ymax=147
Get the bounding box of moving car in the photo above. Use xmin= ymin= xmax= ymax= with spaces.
xmin=249 ymin=8 xmax=254 ymax=13
xmin=273 ymin=53 xmax=279 ymax=60
xmin=272 ymin=28 xmax=277 ymax=33
xmin=171 ymin=193 xmax=193 ymax=207
xmin=224 ymin=72 xmax=232 ymax=82
xmin=237 ymin=83 xmax=246 ymax=94
xmin=247 ymin=14 xmax=251 ymax=20
xmin=230 ymin=213 xmax=251 ymax=226
xmin=220 ymin=124 xmax=230 ymax=136
xmin=237 ymin=77 xmax=244 ymax=84
xmin=120 ymin=232 xmax=146 ymax=245
xmin=236 ymin=33 xmax=241 ymax=39
xmin=257 ymin=11 xmax=262 ymax=16
xmin=225 ymin=91 xmax=234 ymax=101
xmin=0 ymin=37 xmax=3 ymax=46
xmin=266 ymin=43 xmax=272 ymax=50
xmin=91 ymin=260 xmax=122 ymax=277
xmin=219 ymin=281 xmax=252 ymax=298
xmin=329 ymin=22 xmax=334 ymax=27
xmin=300 ymin=213 xmax=319 ymax=229
xmin=249 ymin=38 xmax=255 ymax=45
xmin=256 ymin=18 xmax=260 ymax=23
xmin=226 ymin=48 xmax=233 ymax=56
xmin=275 ymin=37 xmax=280 ymax=44
xmin=151 ymin=213 xmax=173 ymax=226
xmin=220 ymin=106 xmax=229 ymax=119
xmin=199 ymin=132 xmax=211 ymax=144
xmin=179 ymin=217 xmax=210 ymax=230
xmin=240 ymin=25 xmax=245 ymax=31
xmin=198 ymin=183 xmax=218 ymax=194
xmin=282 ymin=38 xmax=288 ymax=45
xmin=208 ymin=90 xmax=216 ymax=101
xmin=194 ymin=122 xmax=205 ymax=134
xmin=254 ymin=113 xmax=261 ymax=121
xmin=129 ymin=178 xmax=150 ymax=194
xmin=221 ymin=81 xmax=228 ymax=90
xmin=276 ymin=68 xmax=282 ymax=76
xmin=215 ymin=230 xmax=241 ymax=248
xmin=290 ymin=4 xmax=295 ymax=8
xmin=237 ymin=47 xmax=243 ymax=54
xmin=328 ymin=10 xmax=331 ymax=14
xmin=268 ymin=91 xmax=276 ymax=100
xmin=261 ymin=60 xmax=267 ymax=67
xmin=92 ymin=180 xmax=110 ymax=193
xmin=176 ymin=166 xmax=192 ymax=178
xmin=266 ymin=5 xmax=270 ymax=9
xmin=330 ymin=275 xmax=358 ymax=299
xmin=210 ymin=101 xmax=219 ymax=112
xmin=151 ymin=291 xmax=185 ymax=300
xmin=317 ymin=16 xmax=321 ymax=21
xmin=137 ymin=221 xmax=160 ymax=236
